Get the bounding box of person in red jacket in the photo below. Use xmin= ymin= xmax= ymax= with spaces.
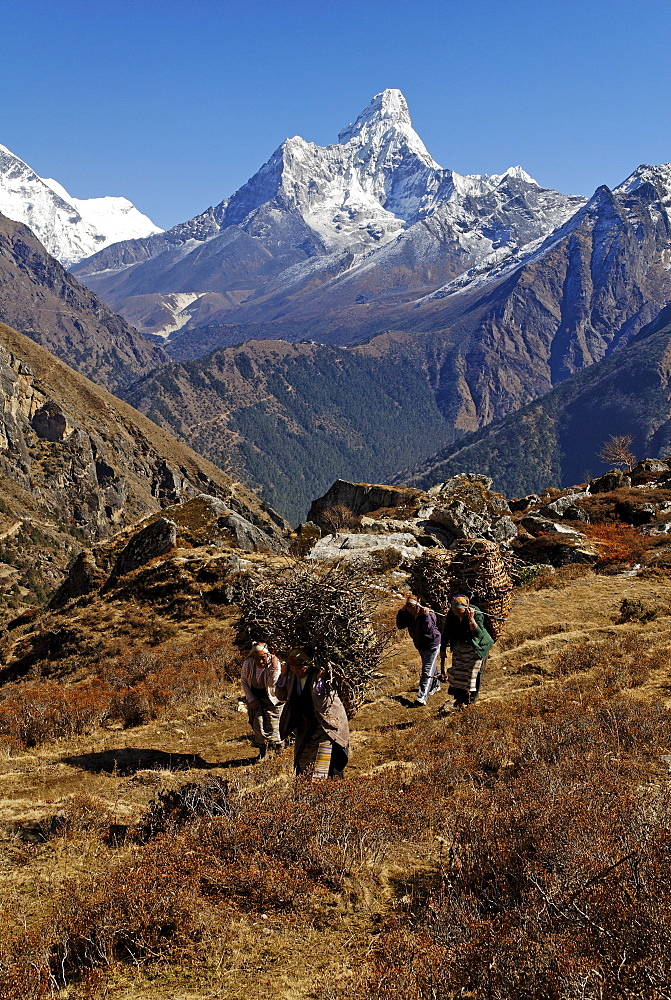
xmin=396 ymin=596 xmax=442 ymax=706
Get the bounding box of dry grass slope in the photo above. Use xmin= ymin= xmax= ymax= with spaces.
xmin=0 ymin=562 xmax=668 ymax=998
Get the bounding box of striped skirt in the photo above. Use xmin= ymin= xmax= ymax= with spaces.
xmin=297 ymin=735 xmax=333 ymax=781
xmin=447 ymin=642 xmax=482 ymax=694
xmin=295 ymin=727 xmax=348 ymax=781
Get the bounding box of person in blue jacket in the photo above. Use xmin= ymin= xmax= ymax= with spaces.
xmin=396 ymin=595 xmax=442 ymax=706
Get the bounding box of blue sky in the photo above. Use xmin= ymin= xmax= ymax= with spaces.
xmin=3 ymin=0 xmax=670 ymax=229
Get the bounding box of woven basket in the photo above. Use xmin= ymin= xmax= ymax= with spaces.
xmin=411 ymin=539 xmax=513 ymax=640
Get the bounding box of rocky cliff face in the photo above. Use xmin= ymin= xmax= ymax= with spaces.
xmin=0 ymin=214 xmax=168 ymax=393
xmin=0 ymin=321 xmax=288 ymax=611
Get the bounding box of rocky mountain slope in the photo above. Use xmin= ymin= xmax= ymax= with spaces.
xmin=0 ymin=143 xmax=161 ymax=266
xmin=0 ymin=321 xmax=288 ymax=610
xmin=397 ymin=308 xmax=671 ymax=499
xmin=72 ymin=89 xmax=583 ymax=342
xmin=0 ymin=213 xmax=168 ymax=392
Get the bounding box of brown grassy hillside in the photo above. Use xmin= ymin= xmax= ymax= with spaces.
xmin=0 ymin=554 xmax=668 ymax=999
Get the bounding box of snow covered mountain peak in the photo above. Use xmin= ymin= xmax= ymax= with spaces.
xmin=338 ymin=88 xmax=412 ymax=142
xmin=615 ymin=162 xmax=671 ymax=202
xmin=337 ymin=89 xmax=439 ymax=172
xmin=0 ymin=142 xmax=162 ymax=265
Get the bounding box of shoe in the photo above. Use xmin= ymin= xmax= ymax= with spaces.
xmin=413 ymin=699 xmax=427 ymax=707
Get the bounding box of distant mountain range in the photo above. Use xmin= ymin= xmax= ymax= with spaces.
xmin=396 ymin=306 xmax=671 ymax=498
xmin=2 ymin=91 xmax=671 ymax=522
xmin=71 ymin=89 xmax=585 ymax=343
xmin=0 ymin=144 xmax=161 ymax=266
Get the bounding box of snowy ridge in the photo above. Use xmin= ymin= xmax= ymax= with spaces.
xmin=73 ymin=89 xmax=588 ymax=336
xmin=0 ymin=145 xmax=161 ymax=266
xmin=211 ymin=89 xmax=584 ymax=264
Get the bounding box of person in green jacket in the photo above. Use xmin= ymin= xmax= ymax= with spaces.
xmin=439 ymin=594 xmax=494 ymax=709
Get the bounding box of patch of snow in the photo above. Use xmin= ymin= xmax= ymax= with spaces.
xmin=152 ymin=293 xmax=205 ymax=338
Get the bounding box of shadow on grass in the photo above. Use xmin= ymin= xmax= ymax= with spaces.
xmin=61 ymin=747 xmax=259 ymax=775
xmin=391 ymin=695 xmax=419 ymax=709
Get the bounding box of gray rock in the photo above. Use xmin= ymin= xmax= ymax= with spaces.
xmin=509 ymin=495 xmax=540 ymax=513
xmin=216 ymin=511 xmax=286 ymax=554
xmin=539 ymin=491 xmax=588 ymax=519
xmin=520 ymin=515 xmax=557 ymax=536
xmin=640 ymin=521 xmax=671 ymax=536
xmin=113 ymin=517 xmax=177 ymax=577
xmin=48 ymin=552 xmax=107 ymax=607
xmin=309 ymin=531 xmax=421 ymax=563
xmin=589 ymin=470 xmax=631 ymax=493
xmin=630 ymin=459 xmax=671 ymax=485
xmin=308 ymin=480 xmax=422 ymax=529
xmin=562 ymin=504 xmax=590 ymax=522
xmin=31 ymin=401 xmax=72 ymax=442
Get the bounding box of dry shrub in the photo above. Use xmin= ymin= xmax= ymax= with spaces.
xmin=0 ymin=773 xmax=401 ymax=995
xmin=522 ymin=563 xmax=593 ymax=590
xmin=0 ymin=634 xmax=240 ymax=748
xmin=616 ymin=597 xmax=658 ymax=623
xmin=135 ymin=778 xmax=235 ymax=843
xmin=42 ymin=795 xmax=115 ymax=841
xmin=347 ymin=684 xmax=671 ymax=1000
xmin=581 ymin=521 xmax=649 ymax=569
xmin=1 ymin=633 xmax=669 ymax=998
xmin=551 ymin=632 xmax=663 ymax=688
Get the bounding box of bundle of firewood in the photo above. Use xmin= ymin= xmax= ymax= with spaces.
xmin=410 ymin=539 xmax=513 ymax=640
xmin=237 ymin=561 xmax=389 ymax=717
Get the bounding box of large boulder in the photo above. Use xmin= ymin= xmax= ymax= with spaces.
xmin=589 ymin=470 xmax=631 ymax=493
xmin=308 ymin=531 xmax=422 ymax=564
xmin=630 ymin=459 xmax=671 ymax=486
xmin=308 ymin=480 xmax=423 ymax=530
xmin=423 ymin=475 xmax=517 ymax=543
xmin=31 ymin=401 xmax=72 ymax=442
xmin=538 ymin=490 xmax=589 ymax=519
xmin=113 ymin=517 xmax=178 ymax=578
xmin=514 ymin=531 xmax=599 ymax=567
xmin=48 ymin=552 xmax=107 ymax=607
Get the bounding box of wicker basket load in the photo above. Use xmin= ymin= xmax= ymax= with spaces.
xmin=410 ymin=539 xmax=513 ymax=640
xmin=236 ymin=561 xmax=388 ymax=718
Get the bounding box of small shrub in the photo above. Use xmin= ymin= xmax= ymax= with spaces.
xmin=135 ymin=779 xmax=234 ymax=843
xmin=616 ymin=597 xmax=658 ymax=623
xmin=367 ymin=546 xmax=404 ymax=573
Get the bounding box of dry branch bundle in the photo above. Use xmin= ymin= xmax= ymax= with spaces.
xmin=237 ymin=561 xmax=389 ymax=716
xmin=410 ymin=539 xmax=513 ymax=639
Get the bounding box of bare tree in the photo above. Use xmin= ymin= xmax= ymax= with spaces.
xmin=598 ymin=434 xmax=636 ymax=471
xmin=320 ymin=503 xmax=356 ymax=533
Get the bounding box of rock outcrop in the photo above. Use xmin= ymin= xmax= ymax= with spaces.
xmin=0 ymin=322 xmax=289 ymax=612
xmin=306 ymin=474 xmax=517 ymax=564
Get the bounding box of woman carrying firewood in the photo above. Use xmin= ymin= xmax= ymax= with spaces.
xmin=275 ymin=648 xmax=350 ymax=779
xmin=240 ymin=643 xmax=284 ymax=760
xmin=439 ymin=595 xmax=494 ymax=709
